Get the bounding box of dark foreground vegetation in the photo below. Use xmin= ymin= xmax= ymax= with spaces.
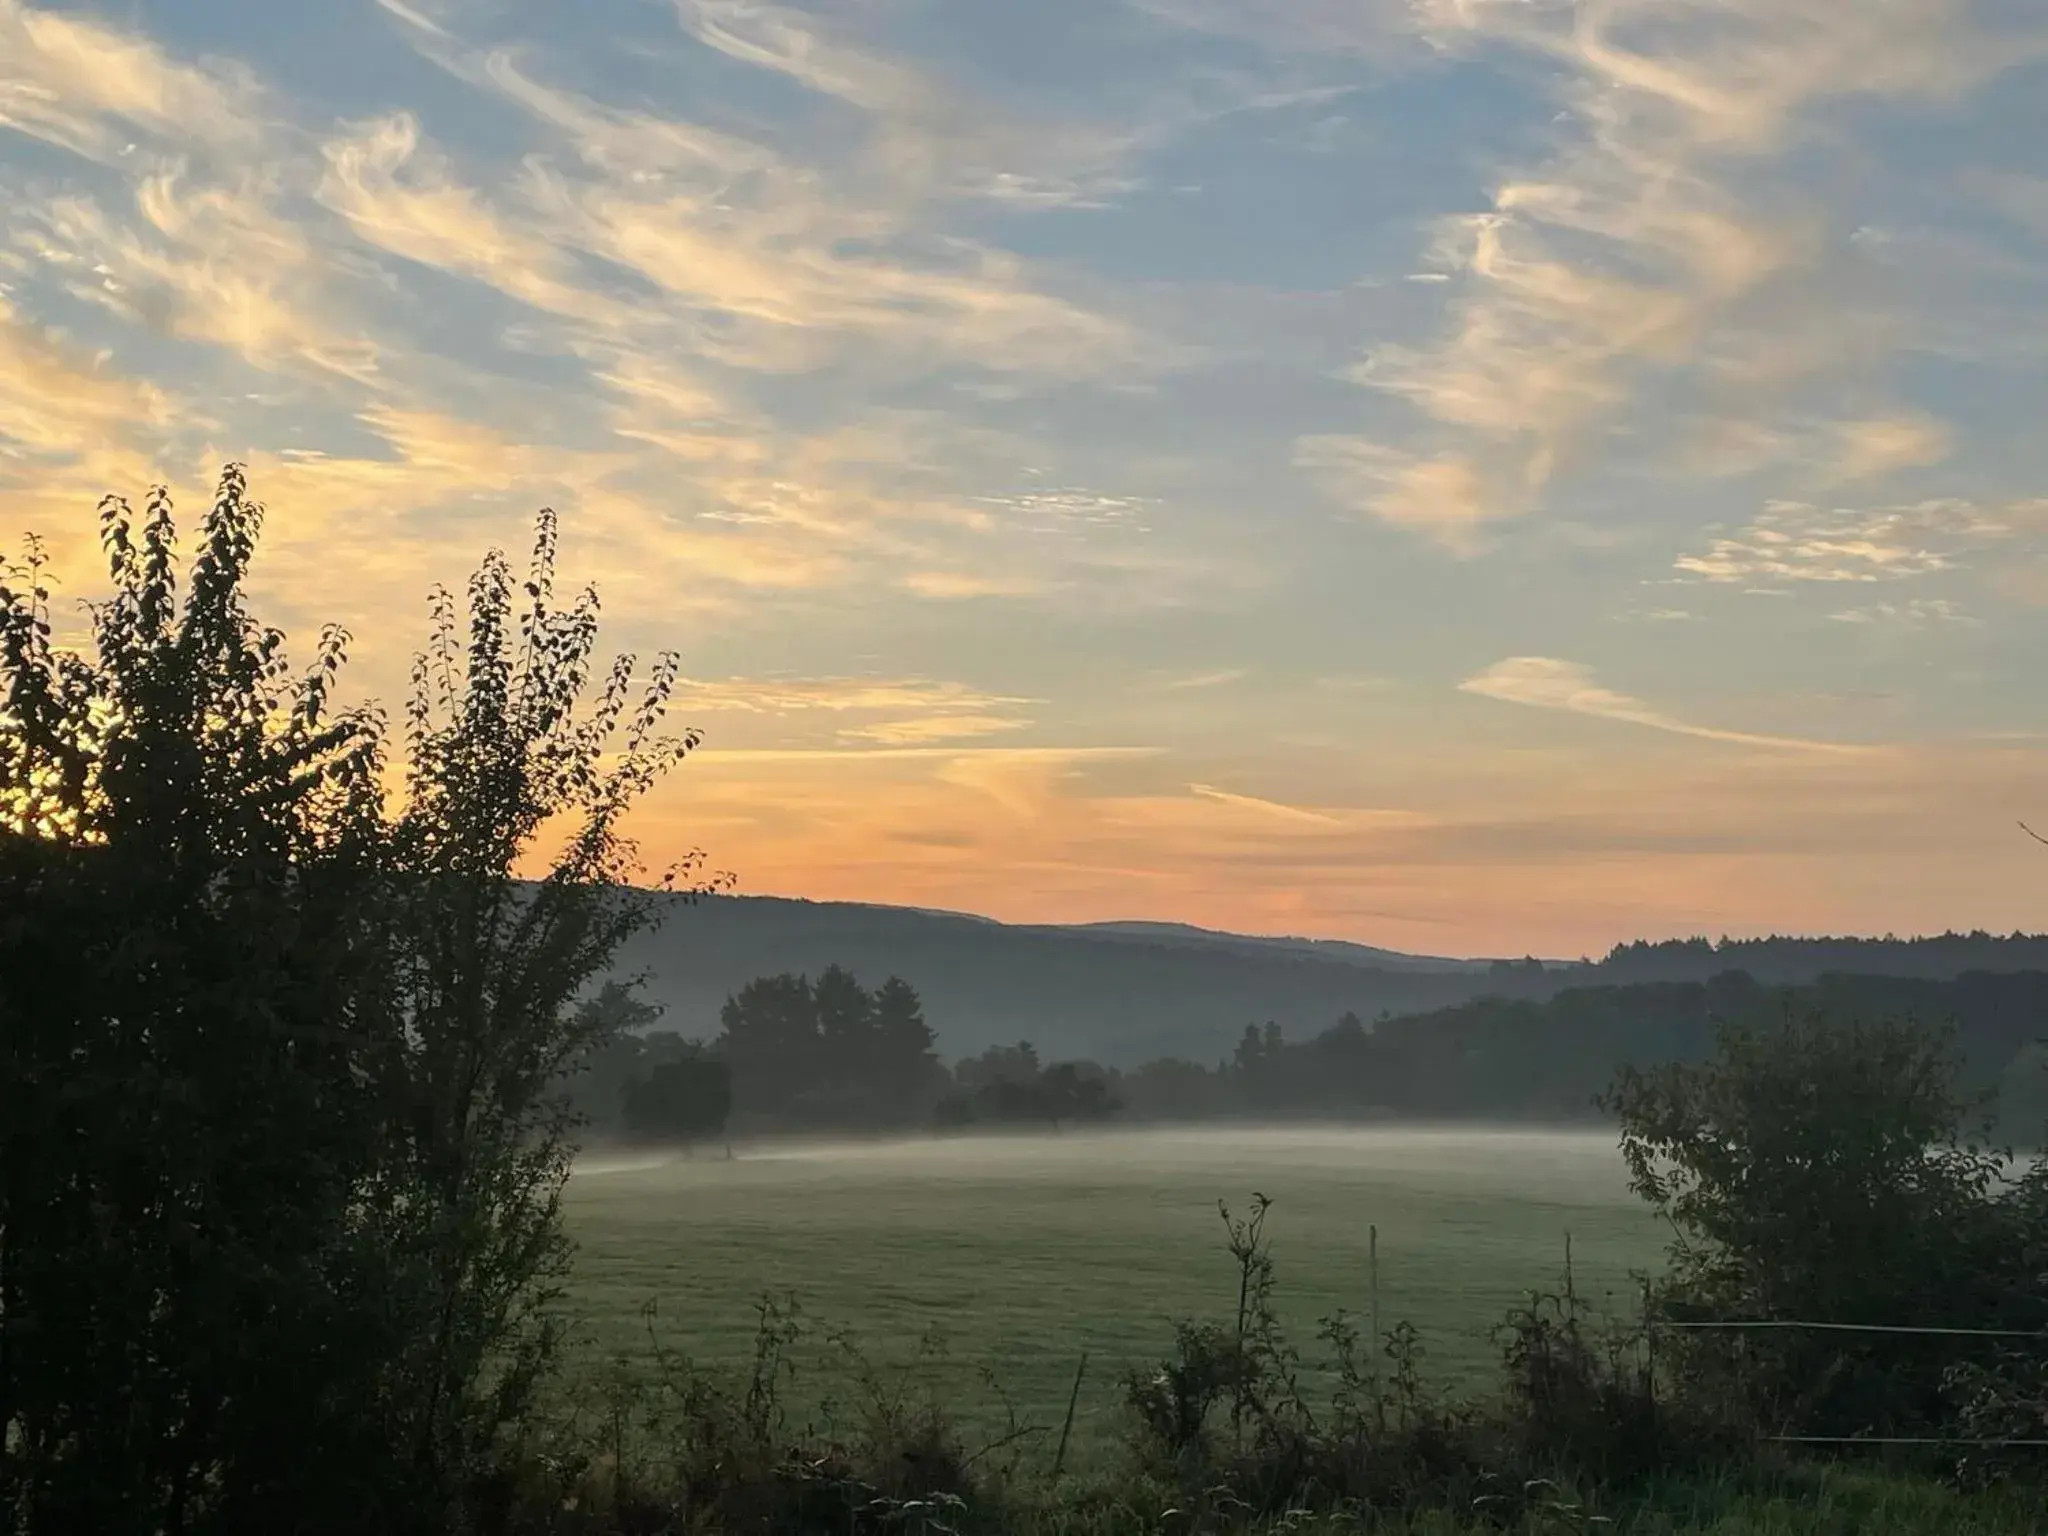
xmin=6 ymin=473 xmax=2048 ymax=1534
xmin=529 ymin=1003 xmax=2048 ymax=1535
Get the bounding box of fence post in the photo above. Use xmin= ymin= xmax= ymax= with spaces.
xmin=1052 ymin=1350 xmax=1088 ymax=1482
xmin=1369 ymin=1223 xmax=1381 ymax=1355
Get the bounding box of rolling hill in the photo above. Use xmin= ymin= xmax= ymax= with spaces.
xmin=610 ymin=896 xmax=2048 ymax=1067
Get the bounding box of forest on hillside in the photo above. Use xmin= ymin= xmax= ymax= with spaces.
xmin=579 ymin=964 xmax=2048 ymax=1143
xmin=608 ymin=893 xmax=2048 ymax=1066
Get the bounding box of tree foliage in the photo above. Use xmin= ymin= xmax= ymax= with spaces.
xmin=0 ymin=468 xmax=715 ymax=1533
xmin=366 ymin=498 xmax=717 ymax=1508
xmin=1604 ymin=1010 xmax=2042 ymax=1440
xmin=621 ymin=1049 xmax=733 ymax=1145
xmin=936 ymin=1048 xmax=1120 ymax=1128
xmin=715 ymin=966 xmax=943 ymax=1123
xmin=3 ymin=475 xmax=396 ymax=1531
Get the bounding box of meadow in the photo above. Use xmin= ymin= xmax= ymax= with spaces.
xmin=558 ymin=1124 xmax=1668 ymax=1459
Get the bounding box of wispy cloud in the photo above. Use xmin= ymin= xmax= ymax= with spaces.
xmin=671 ymin=676 xmax=1033 ymax=716
xmin=0 ymin=298 xmax=171 ymax=456
xmin=970 ymin=488 xmax=1157 ymax=530
xmin=697 ymin=745 xmax=1153 ymax=766
xmin=672 ymin=0 xmax=1154 ymax=211
xmin=23 ymin=170 xmax=376 ymax=379
xmin=844 ymin=714 xmax=1033 ymax=746
xmin=0 ymin=0 xmax=262 ymax=162
xmin=1188 ymin=783 xmax=1342 ymax=825
xmin=1295 ymin=437 xmax=1496 ymax=547
xmin=1460 ymin=656 xmax=1867 ymax=754
xmin=650 ymin=676 xmax=1043 ymax=750
xmin=230 ymin=406 xmax=852 ymax=649
xmin=1307 ymin=0 xmax=2039 ymax=542
xmin=1167 ymin=668 xmax=1249 ymax=690
xmin=1829 ymin=598 xmax=1973 ymax=626
xmin=488 ymin=60 xmax=1142 ymax=376
xmin=316 ymin=112 xmax=629 ymax=330
xmin=672 ymin=0 xmax=917 ymax=114
xmin=1131 ymin=0 xmax=1422 ymax=58
xmin=1 ymin=2 xmax=384 ymax=382
xmin=898 ymin=570 xmax=1040 ymax=600
xmin=1823 ymin=413 xmax=1954 ymax=485
xmin=1675 ymin=498 xmax=2042 ymax=585
xmin=0 ymin=298 xmax=175 ymax=556
xmin=0 ymin=0 xmax=1210 ymax=652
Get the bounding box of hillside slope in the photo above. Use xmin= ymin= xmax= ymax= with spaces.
xmin=611 ymin=896 xmax=2048 ymax=1067
xmin=612 ymin=896 xmax=1516 ymax=1064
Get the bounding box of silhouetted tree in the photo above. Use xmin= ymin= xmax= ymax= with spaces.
xmin=709 ymin=968 xmax=944 ymax=1125
xmin=565 ymin=981 xmax=665 ymax=1134
xmin=621 ymin=1049 xmax=732 ymax=1145
xmin=365 ymin=503 xmax=721 ymax=1521
xmin=955 ymin=1040 xmax=1040 ymax=1092
xmin=935 ymin=1050 xmax=1120 ymax=1128
xmin=718 ymin=972 xmax=820 ymax=1113
xmin=814 ymin=962 xmax=876 ymax=1084
xmin=869 ymin=974 xmax=945 ymax=1111
xmin=1039 ymin=1062 xmax=1119 ymax=1124
xmin=1119 ymin=1056 xmax=1227 ymax=1120
xmin=1605 ymin=1010 xmax=2037 ymax=1439
xmin=1 ymin=470 xmax=718 ymax=1533
xmin=2 ymin=472 xmax=394 ymax=1532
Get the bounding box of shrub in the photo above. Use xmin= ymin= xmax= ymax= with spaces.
xmin=1603 ymin=1008 xmax=2044 ymax=1444
xmin=2 ymin=471 xmax=718 ymax=1532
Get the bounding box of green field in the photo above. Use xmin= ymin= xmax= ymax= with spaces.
xmin=559 ymin=1125 xmax=1667 ymax=1456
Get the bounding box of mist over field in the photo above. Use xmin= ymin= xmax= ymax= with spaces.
xmin=571 ymin=1121 xmax=1638 ymax=1192
xmin=10 ymin=0 xmax=2048 ymax=1524
xmin=559 ymin=1123 xmax=1664 ymax=1454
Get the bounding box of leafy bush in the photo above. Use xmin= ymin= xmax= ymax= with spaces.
xmin=1118 ymin=1195 xmax=1712 ymax=1523
xmin=1603 ymin=1009 xmax=2045 ymax=1444
xmin=2 ymin=470 xmax=717 ymax=1533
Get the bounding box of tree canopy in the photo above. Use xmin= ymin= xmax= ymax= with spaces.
xmin=1 ymin=469 xmax=713 ymax=1534
xmin=716 ymin=965 xmax=944 ymax=1124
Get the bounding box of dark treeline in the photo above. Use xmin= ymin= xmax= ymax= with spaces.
xmin=568 ymin=985 xmax=734 ymax=1146
xmin=1113 ymin=968 xmax=2048 ymax=1126
xmin=938 ymin=1043 xmax=1120 ymax=1127
xmin=575 ymin=969 xmax=1120 ymax=1142
xmin=1594 ymin=931 xmax=2048 ymax=983
xmin=579 ymin=965 xmax=2048 ymax=1140
xmin=610 ymin=897 xmax=2048 ymax=1067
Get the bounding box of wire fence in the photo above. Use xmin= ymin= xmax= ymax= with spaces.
xmin=1665 ymin=1320 xmax=2048 ymax=1340
xmin=1658 ymin=1315 xmax=2048 ymax=1449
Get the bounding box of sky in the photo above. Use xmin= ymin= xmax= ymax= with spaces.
xmin=4 ymin=0 xmax=2048 ymax=958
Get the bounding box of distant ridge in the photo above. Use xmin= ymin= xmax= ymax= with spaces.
xmin=1049 ymin=919 xmax=1494 ymax=973
xmin=612 ymin=894 xmax=2048 ymax=1067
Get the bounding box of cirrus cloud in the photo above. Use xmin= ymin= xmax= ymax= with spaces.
xmin=1674 ymin=498 xmax=2045 ymax=585
xmin=1459 ymin=656 xmax=1868 ymax=754
xmin=1309 ymin=0 xmax=2043 ymax=543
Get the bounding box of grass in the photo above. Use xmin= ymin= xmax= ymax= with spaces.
xmin=557 ymin=1125 xmax=1666 ymax=1464
xmin=530 ymin=1126 xmax=2048 ymax=1531
xmin=1010 ymin=1467 xmax=2048 ymax=1532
